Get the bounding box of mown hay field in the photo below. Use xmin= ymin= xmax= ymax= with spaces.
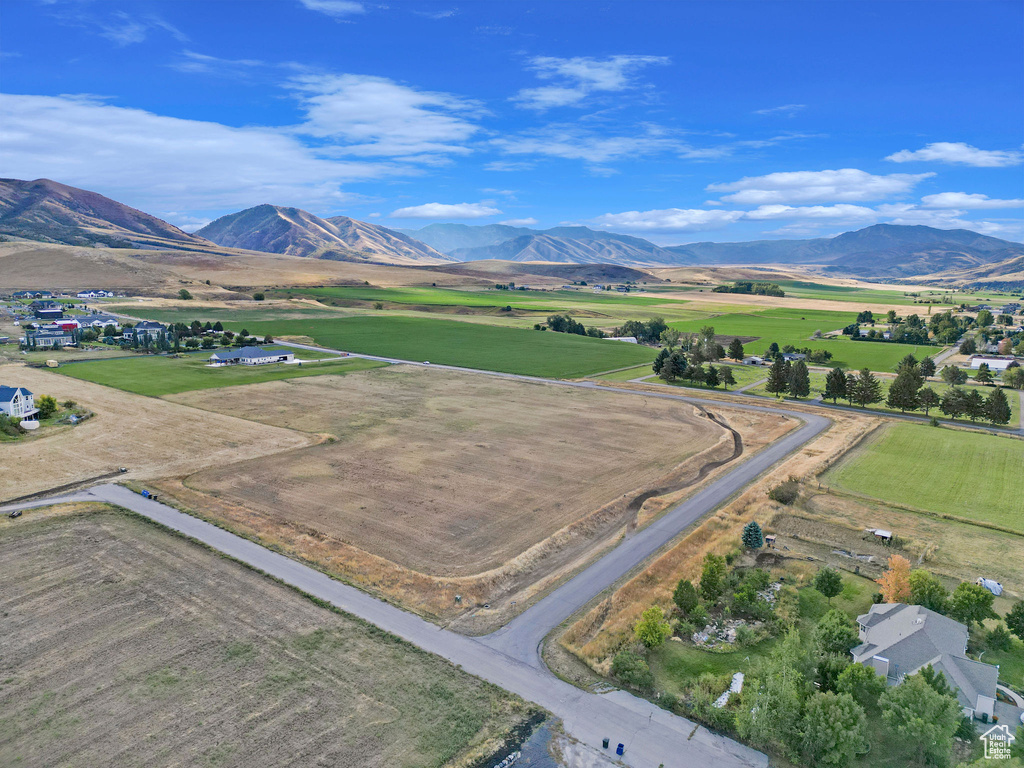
xmin=167 ymin=365 xmax=726 ymax=578
xmin=0 ymin=506 xmax=529 ymax=768
xmin=824 ymin=423 xmax=1024 ymax=528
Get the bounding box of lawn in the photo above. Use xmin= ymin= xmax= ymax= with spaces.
xmin=672 ymin=307 xmax=939 ymax=372
xmin=660 ymin=363 xmax=768 ymax=392
xmin=55 ymin=353 xmax=386 ymax=397
xmin=772 ymin=281 xmax=949 ymax=306
xmin=825 ymin=423 xmax=1024 ymax=529
xmin=976 ymin=632 xmax=1024 ymax=692
xmin=231 ymin=315 xmax=659 ymax=378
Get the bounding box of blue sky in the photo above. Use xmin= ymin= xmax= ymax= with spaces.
xmin=1 ymin=0 xmax=1022 ymax=243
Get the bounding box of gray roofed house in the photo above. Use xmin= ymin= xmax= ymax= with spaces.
xmin=852 ymin=603 xmax=999 ymax=720
xmin=130 ymin=320 xmax=167 ymax=343
xmin=209 ymin=346 xmax=294 ymax=366
xmin=22 ymin=325 xmax=77 ymax=349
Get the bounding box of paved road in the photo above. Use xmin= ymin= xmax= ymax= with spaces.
xmin=5 ymin=341 xmax=842 ymax=767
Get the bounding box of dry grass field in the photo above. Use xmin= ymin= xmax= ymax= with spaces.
xmin=151 ymin=366 xmax=783 ymax=622
xmin=0 ymin=363 xmax=315 ymax=501
xmin=0 ymin=505 xmax=530 ymax=768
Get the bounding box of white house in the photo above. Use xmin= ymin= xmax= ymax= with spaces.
xmin=742 ymin=355 xmax=766 ymax=366
xmin=968 ymin=355 xmax=1018 ymax=371
xmin=0 ymin=386 xmax=38 ymax=421
xmin=209 ymin=346 xmax=294 ymax=366
xmin=781 ymin=352 xmax=807 ymax=362
xmin=76 ymin=290 xmax=114 ymax=298
xmin=852 ymin=603 xmax=998 ymax=721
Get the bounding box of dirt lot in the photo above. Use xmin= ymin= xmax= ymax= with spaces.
xmin=150 ymin=366 xmax=795 ymax=624
xmin=0 ymin=505 xmax=529 ymax=768
xmin=0 ymin=363 xmax=316 ymax=501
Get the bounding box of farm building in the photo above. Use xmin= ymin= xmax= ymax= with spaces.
xmin=852 ymin=603 xmax=998 ymax=721
xmin=0 ymin=386 xmax=38 ymax=420
xmin=604 ymin=336 xmax=638 ymax=344
xmin=968 ymin=355 xmax=1019 ymax=371
xmin=209 ymin=346 xmax=294 ymax=366
xmin=742 ymin=356 xmax=766 ymax=365
xmin=781 ymin=352 xmax=807 ymax=362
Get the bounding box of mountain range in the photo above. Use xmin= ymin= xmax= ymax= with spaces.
xmin=1 ymin=178 xmax=1021 ymax=283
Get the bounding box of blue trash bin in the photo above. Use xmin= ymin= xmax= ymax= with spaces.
xmin=616 ymin=743 xmax=624 ymax=756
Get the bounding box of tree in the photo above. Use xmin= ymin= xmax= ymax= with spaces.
xmin=976 ymin=309 xmax=994 ymax=327
xmin=652 ymin=347 xmax=669 ymax=374
xmin=735 ymin=629 xmax=806 ymax=757
xmin=1005 ymin=366 xmax=1024 ymax=390
xmin=814 ymin=608 xmax=859 ymax=655
xmin=856 ymin=310 xmax=874 ymax=324
xmin=673 ymin=579 xmax=699 ymax=615
xmin=704 ymin=365 xmax=720 ymax=389
xmin=876 ymin=554 xmax=912 ymax=603
xmin=765 ymin=357 xmax=789 ymax=396
xmin=634 ymin=605 xmax=672 ymax=648
xmin=908 ymin=570 xmax=948 ymax=614
xmin=837 ymin=663 xmax=886 ymax=711
xmin=800 ymin=691 xmax=866 ymax=768
xmin=699 ymin=552 xmax=727 ymax=603
xmin=36 ymin=394 xmax=58 ymax=419
xmin=813 ymin=567 xmax=844 ymax=605
xmin=253 ymin=292 xmax=265 ymax=301
xmin=728 ymin=337 xmax=744 ymax=360
xmin=896 ymin=353 xmax=918 ymax=372
xmin=788 ymin=360 xmax=811 ymax=398
xmin=974 ymin=363 xmax=994 ymax=385
xmin=1005 ymin=601 xmax=1024 ymax=641
xmin=697 ymin=325 xmax=719 ymax=360
xmin=824 ymin=367 xmax=847 ymax=403
xmin=611 ymin=650 xmax=653 ymax=690
xmin=213 ymin=321 xmax=224 ymax=332
xmin=919 ymin=356 xmax=936 ymax=377
xmin=940 ymin=388 xmax=966 ymax=419
xmin=850 ymin=368 xmax=883 ymax=408
xmin=178 ymin=288 xmax=193 ymax=300
xmin=659 ymin=352 xmax=686 ymax=382
xmin=844 ymin=372 xmax=857 ymax=405
xmin=985 ymin=387 xmax=1011 ymax=425
xmin=880 ymin=673 xmax=961 ymax=768
xmin=962 ymin=389 xmax=985 ymax=421
xmin=741 ymin=520 xmax=764 ymax=549
xmin=887 ymin=364 xmax=923 ymax=412
xmin=918 ymin=387 xmax=939 ymax=415
xmin=720 ymin=366 xmax=736 ymax=389
xmin=659 ymin=328 xmax=681 ymax=350
xmin=947 ymin=582 xmax=998 ymax=630
xmin=940 ymin=365 xmax=968 ymax=386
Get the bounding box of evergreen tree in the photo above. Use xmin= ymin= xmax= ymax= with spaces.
xmin=823 ymin=367 xmax=847 ymax=403
xmin=765 ymin=357 xmax=788 ymax=395
xmin=673 ymin=579 xmax=699 ymax=615
xmin=851 ymin=368 xmax=882 ymax=408
xmin=962 ymin=389 xmax=985 ymax=421
xmin=788 ymin=360 xmax=811 ymax=398
xmin=985 ymin=388 xmax=1011 ymax=425
xmin=652 ymin=347 xmax=669 ymax=374
xmin=742 ymin=521 xmax=764 ymax=549
xmin=918 ymin=387 xmax=939 ymax=414
xmin=940 ymin=388 xmax=966 ymax=419
xmin=1005 ymin=601 xmax=1024 ymax=641
xmin=887 ymin=364 xmax=923 ymax=412
xmin=919 ymin=356 xmax=936 ymax=377
xmin=941 ymin=365 xmax=968 ymax=385
xmin=728 ymin=337 xmax=744 ymax=360
xmin=704 ymin=365 xmax=720 ymax=388
xmin=659 ymin=352 xmax=685 ymax=382
xmin=974 ymin=363 xmax=994 ymax=385
xmin=700 ymin=553 xmax=727 ymax=603
xmin=844 ymin=372 xmax=857 ymax=405
xmin=720 ymin=366 xmax=737 ymax=389
xmin=895 ymin=353 xmax=918 ymax=372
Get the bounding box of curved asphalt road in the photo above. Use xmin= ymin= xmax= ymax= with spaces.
xmin=3 ymin=345 xmax=835 ymax=768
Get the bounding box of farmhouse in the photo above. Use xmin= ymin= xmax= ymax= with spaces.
xmin=131 ymin=321 xmax=168 ymax=343
xmin=76 ymin=315 xmax=120 ymax=330
xmin=781 ymin=352 xmax=807 ymax=362
xmin=30 ymin=300 xmax=64 ymax=321
xmin=0 ymin=386 xmax=38 ymax=420
xmin=12 ymin=290 xmax=51 ymax=300
xmin=76 ymin=290 xmax=114 ymax=298
xmin=852 ymin=603 xmax=998 ymax=721
xmin=968 ymin=355 xmax=1019 ymax=371
xmin=209 ymin=346 xmax=294 ymax=366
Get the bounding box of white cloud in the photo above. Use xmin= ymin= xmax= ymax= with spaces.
xmin=920 ymin=192 xmax=1024 ymax=210
xmin=743 ymin=204 xmax=877 ymax=221
xmin=590 ymin=208 xmax=744 ymax=233
xmin=886 ymin=141 xmax=1023 ymax=168
xmin=753 ymin=104 xmax=806 ymax=116
xmin=499 ymin=217 xmax=538 ymax=226
xmin=708 ymin=168 xmax=934 ymax=204
xmin=390 ymin=202 xmax=502 ymax=219
xmin=493 ymin=123 xmax=678 ymax=166
xmin=512 ymin=55 xmax=669 ymax=110
xmin=170 ymin=50 xmax=264 ymax=76
xmin=64 ymin=10 xmax=188 ymax=46
xmin=0 ymin=93 xmax=396 ymax=216
xmin=289 ymin=73 xmax=483 ymax=158
xmin=484 ymin=160 xmax=535 ymax=172
xmin=298 ymin=0 xmax=365 ymax=18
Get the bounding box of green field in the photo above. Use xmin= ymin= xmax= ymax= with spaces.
xmin=772 ymin=281 xmax=951 ymax=306
xmin=673 ymin=307 xmax=939 ymax=371
xmin=214 ymin=315 xmax=658 ymax=378
xmin=55 ymin=353 xmax=386 ymax=397
xmin=825 ymin=423 xmax=1024 ymax=528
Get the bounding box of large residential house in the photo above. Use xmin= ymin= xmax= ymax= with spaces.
xmin=76 ymin=290 xmax=114 ymax=298
xmin=130 ymin=320 xmax=168 ymax=344
xmin=0 ymin=386 xmax=38 ymax=421
xmin=30 ymin=300 xmax=64 ymax=321
xmin=209 ymin=346 xmax=294 ymax=366
xmin=12 ymin=290 xmax=52 ymax=300
xmin=22 ymin=326 xmax=77 ymax=349
xmin=852 ymin=603 xmax=998 ymax=720
xmin=76 ymin=315 xmax=120 ymax=330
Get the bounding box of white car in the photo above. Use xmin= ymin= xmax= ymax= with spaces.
xmin=423 ymin=361 xmax=430 ymax=365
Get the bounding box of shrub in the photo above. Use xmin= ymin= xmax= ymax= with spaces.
xmin=61 ymin=399 xmax=77 ymax=409
xmin=768 ymin=477 xmax=800 ymax=505
xmin=178 ymin=289 xmax=193 ymax=300
xmin=36 ymin=394 xmax=58 ymax=419
xmin=253 ymin=292 xmax=265 ymax=301
xmin=611 ymin=649 xmax=653 ymax=690
xmin=988 ymin=623 xmax=1012 ymax=651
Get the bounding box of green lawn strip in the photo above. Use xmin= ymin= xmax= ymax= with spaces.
xmin=976 ymin=633 xmax=1024 ymax=692
xmin=587 ymin=363 xmax=655 ymax=381
xmin=658 ymin=363 xmax=769 ymax=392
xmin=232 ymin=315 xmax=658 ymax=378
xmin=824 ymin=423 xmax=1024 ymax=529
xmin=54 ymin=354 xmax=386 ymax=397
